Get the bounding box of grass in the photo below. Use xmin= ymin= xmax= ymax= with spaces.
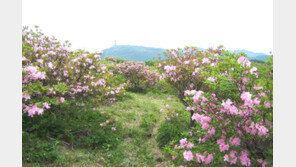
xmin=23 ymin=91 xmax=186 ymax=167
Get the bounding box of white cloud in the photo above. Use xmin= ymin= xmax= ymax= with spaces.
xmin=23 ymin=0 xmax=273 ymax=54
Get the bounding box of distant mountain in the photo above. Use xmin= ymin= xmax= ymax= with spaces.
xmin=101 ymin=45 xmax=270 ymax=62
xmin=101 ymin=45 xmax=165 ymax=62
xmin=233 ymin=49 xmax=270 ymax=61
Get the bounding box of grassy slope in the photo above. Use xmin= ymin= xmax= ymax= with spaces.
xmin=24 ymin=91 xmax=185 ymax=167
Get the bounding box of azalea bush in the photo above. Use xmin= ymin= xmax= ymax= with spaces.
xmin=160 ymin=47 xmax=273 ymax=166
xmin=114 ymin=61 xmax=160 ymax=91
xmin=22 ymin=26 xmax=126 ymax=162
xmin=158 ymin=46 xmax=223 ymax=127
xmin=22 ymin=26 xmax=126 ymax=117
xmin=104 ymin=56 xmax=126 ymax=64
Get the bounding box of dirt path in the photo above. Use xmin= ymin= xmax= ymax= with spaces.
xmin=98 ymin=92 xmax=177 ymax=166
xmin=55 ymin=92 xmax=184 ymax=166
xmin=116 ymin=93 xmax=171 ymax=166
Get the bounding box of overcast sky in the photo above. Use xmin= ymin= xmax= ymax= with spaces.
xmin=22 ymin=0 xmax=273 ymax=54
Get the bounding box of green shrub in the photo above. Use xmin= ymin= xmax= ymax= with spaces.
xmin=104 ymin=56 xmax=126 ymax=63
xmin=22 ymin=132 xmax=60 ymax=163
xmin=157 ymin=115 xmax=188 ymax=148
xmin=147 ymin=79 xmax=175 ymax=95
xmin=145 ymin=60 xmax=160 ymax=67
xmin=23 ymin=103 xmax=123 ymax=149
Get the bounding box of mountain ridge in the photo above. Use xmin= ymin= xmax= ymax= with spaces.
xmin=101 ymin=45 xmax=270 ymax=62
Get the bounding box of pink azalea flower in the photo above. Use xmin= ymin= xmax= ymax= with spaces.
xmin=201 ymin=123 xmax=210 ymax=130
xmin=229 ymin=137 xmax=241 ymax=146
xmin=208 ymin=127 xmax=216 ymax=135
xmin=254 ymin=86 xmax=263 ymax=90
xmin=164 ymin=65 xmax=176 ymax=73
xmin=237 ymin=56 xmax=251 ymax=67
xmin=264 ymin=101 xmax=272 ymax=108
xmin=219 ymin=142 xmax=229 ymax=152
xmin=37 ymin=59 xmax=43 ymax=64
xmin=60 ymin=97 xmax=65 ymax=102
xmin=250 ymin=67 xmax=257 ymax=74
xmin=184 ymin=90 xmax=197 ymax=96
xmin=222 ymin=99 xmax=232 ymax=109
xmin=186 ymin=142 xmax=194 ymax=149
xmin=183 ymin=150 xmax=194 ymax=162
xmin=207 ymin=77 xmax=216 ymax=82
xmin=183 ymin=60 xmax=190 ymax=65
xmin=196 ymin=153 xmax=205 ymax=163
xmin=166 ymin=104 xmax=170 ymax=109
xmin=242 ymin=77 xmax=247 ymax=84
xmin=28 ymin=105 xmax=44 ymax=117
xmin=241 ymin=92 xmax=253 ymax=107
xmin=23 ymin=94 xmax=30 ymax=101
xmin=253 ymin=97 xmax=261 ymax=105
xmin=256 ymin=125 xmax=269 ymax=136
xmin=262 ymin=161 xmax=268 ymax=167
xmin=180 ymin=138 xmax=187 ymax=148
xmin=172 ymin=155 xmax=177 ymax=160
xmin=230 ymin=150 xmax=237 ymax=165
xmin=224 ymin=154 xmax=229 ymax=162
xmin=202 ymin=57 xmax=210 ymax=64
xmin=192 ymin=91 xmax=204 ymax=103
xmin=22 ymin=57 xmax=27 ymax=61
xmin=43 ymin=102 xmax=50 ymax=109
xmin=239 ymin=150 xmax=251 ymax=166
xmin=204 ymin=153 xmax=213 ymax=164
xmin=191 ymin=113 xmax=199 ymax=122
xmin=238 ymin=56 xmax=247 ymax=64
